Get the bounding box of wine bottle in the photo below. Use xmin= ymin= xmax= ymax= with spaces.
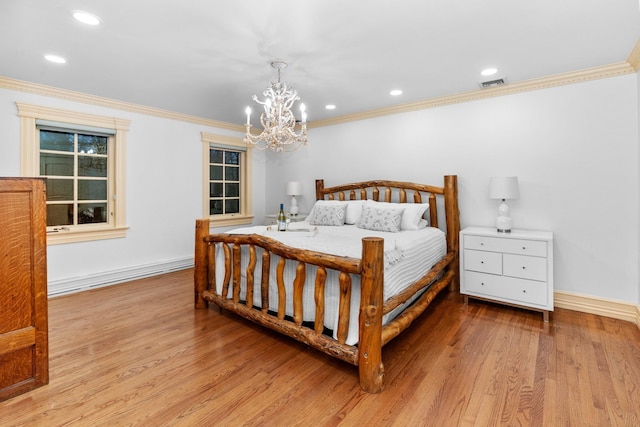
xmin=277 ymin=203 xmax=287 ymax=231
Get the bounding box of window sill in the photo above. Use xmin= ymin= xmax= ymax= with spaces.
xmin=46 ymin=226 xmax=129 ymax=245
xmin=208 ymin=214 xmax=254 ymax=228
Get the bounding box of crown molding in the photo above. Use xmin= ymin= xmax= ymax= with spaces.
xmin=309 ymin=61 xmax=637 ymax=128
xmin=0 ymin=75 xmax=244 ymax=132
xmin=627 ymin=37 xmax=640 ymax=71
xmin=1 ymin=59 xmax=637 ymax=132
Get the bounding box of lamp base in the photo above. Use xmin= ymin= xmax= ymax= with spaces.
xmin=289 ymin=195 xmax=299 ymax=215
xmin=495 ymin=215 xmax=512 ymax=233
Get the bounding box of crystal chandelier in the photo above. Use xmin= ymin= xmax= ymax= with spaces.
xmin=244 ymin=61 xmax=308 ymax=152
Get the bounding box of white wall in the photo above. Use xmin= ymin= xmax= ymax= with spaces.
xmin=1 ymin=74 xmax=637 ymax=304
xmin=267 ymin=74 xmax=639 ymax=303
xmin=0 ymin=88 xmax=267 ymax=294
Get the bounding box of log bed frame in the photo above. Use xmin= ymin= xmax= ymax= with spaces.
xmin=194 ymin=175 xmax=459 ymax=393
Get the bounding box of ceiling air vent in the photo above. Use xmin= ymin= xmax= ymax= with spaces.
xmin=478 ymin=77 xmax=507 ymax=89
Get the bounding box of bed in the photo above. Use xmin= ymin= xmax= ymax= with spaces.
xmin=194 ymin=175 xmax=459 ymax=393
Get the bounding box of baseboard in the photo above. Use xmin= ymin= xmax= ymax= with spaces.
xmin=48 ymin=257 xmax=194 ymax=297
xmin=46 ymin=266 xmax=640 ymax=331
xmin=554 ymin=290 xmax=640 ymax=329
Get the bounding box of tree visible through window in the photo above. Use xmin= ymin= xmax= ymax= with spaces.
xmin=40 ymin=129 xmax=111 ymax=227
xmin=18 ymin=102 xmax=130 ymax=244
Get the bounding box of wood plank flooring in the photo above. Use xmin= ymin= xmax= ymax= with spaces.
xmin=1 ymin=268 xmax=640 ymax=426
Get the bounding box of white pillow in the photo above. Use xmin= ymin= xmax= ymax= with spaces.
xmin=344 ymin=200 xmax=365 ymax=224
xmin=308 ymin=200 xmax=365 ymax=225
xmin=356 ymin=205 xmax=405 ymax=233
xmin=364 ymin=200 xmax=429 ymax=230
xmin=307 ymin=203 xmax=347 ymax=226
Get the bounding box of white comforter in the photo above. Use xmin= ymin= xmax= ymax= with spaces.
xmin=215 ymin=222 xmax=446 ymax=345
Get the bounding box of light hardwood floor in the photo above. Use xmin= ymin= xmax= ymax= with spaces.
xmin=2 ymin=268 xmax=640 ymax=426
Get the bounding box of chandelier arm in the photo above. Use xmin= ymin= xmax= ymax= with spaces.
xmin=245 ymin=61 xmax=308 ymax=152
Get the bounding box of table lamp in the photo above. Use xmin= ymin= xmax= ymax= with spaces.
xmin=286 ymin=181 xmax=302 ymax=215
xmin=489 ymin=176 xmax=519 ymax=233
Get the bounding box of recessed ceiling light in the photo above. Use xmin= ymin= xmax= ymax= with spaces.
xmin=481 ymin=68 xmax=498 ymax=76
xmin=44 ymin=54 xmax=66 ymax=64
xmin=325 ymin=104 xmax=336 ymax=110
xmin=390 ymin=89 xmax=403 ymax=96
xmin=72 ymin=10 xmax=101 ymax=26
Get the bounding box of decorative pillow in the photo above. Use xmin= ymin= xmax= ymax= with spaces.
xmin=364 ymin=200 xmax=429 ymax=230
xmin=307 ymin=203 xmax=348 ymax=226
xmin=356 ymin=205 xmax=405 ymax=232
xmin=308 ymin=200 xmax=364 ymax=225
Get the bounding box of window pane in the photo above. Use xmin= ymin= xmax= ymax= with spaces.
xmin=40 ymin=153 xmax=74 ymax=176
xmin=46 ymin=179 xmax=73 ymax=201
xmin=78 ymin=134 xmax=108 ymax=155
xmin=225 ymin=199 xmax=239 ymax=214
xmin=78 ymin=156 xmax=107 ymax=177
xmin=210 ymin=182 xmax=223 ymax=198
xmin=210 ymin=165 xmax=223 ymax=180
xmin=210 ymin=149 xmax=223 ymax=164
xmin=225 ymin=183 xmax=239 ymax=197
xmin=78 ymin=203 xmax=107 ymax=224
xmin=206 ymin=145 xmax=244 ymax=219
xmin=225 ymin=166 xmax=239 ymax=181
xmin=78 ymin=180 xmax=107 ymax=200
xmin=225 ymin=151 xmax=239 ymax=165
xmin=210 ymin=199 xmax=223 ymax=215
xmin=40 ymin=130 xmax=73 ymax=152
xmin=46 ymin=204 xmax=73 ymax=226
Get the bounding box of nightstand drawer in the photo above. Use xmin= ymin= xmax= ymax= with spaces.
xmin=464 ymin=271 xmax=548 ymax=307
xmin=463 ymin=249 xmax=502 ymax=274
xmin=503 ymin=254 xmax=547 ymax=281
xmin=464 ymin=235 xmax=547 ymax=257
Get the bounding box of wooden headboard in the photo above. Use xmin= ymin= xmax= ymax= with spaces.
xmin=314 ymin=176 xmax=460 ymax=274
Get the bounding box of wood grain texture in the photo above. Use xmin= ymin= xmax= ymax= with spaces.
xmin=0 ymin=178 xmax=48 ymax=402
xmin=2 ymin=269 xmax=639 ymax=425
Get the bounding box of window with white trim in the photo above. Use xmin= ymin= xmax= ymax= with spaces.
xmin=201 ymin=132 xmax=253 ymax=226
xmin=18 ymin=102 xmax=130 ymax=244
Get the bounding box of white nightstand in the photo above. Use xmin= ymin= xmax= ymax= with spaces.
xmin=264 ymin=213 xmax=308 ymax=225
xmin=460 ymin=227 xmax=554 ymax=321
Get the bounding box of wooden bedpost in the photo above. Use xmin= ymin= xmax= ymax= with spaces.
xmin=315 ymin=179 xmax=325 ymax=201
xmin=194 ymin=219 xmax=210 ymax=309
xmin=444 ymin=175 xmax=460 ymax=291
xmin=358 ymin=237 xmax=385 ymax=393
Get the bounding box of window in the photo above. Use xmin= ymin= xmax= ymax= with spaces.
xmin=18 ymin=102 xmax=130 ymax=244
xmin=201 ymin=132 xmax=253 ymax=226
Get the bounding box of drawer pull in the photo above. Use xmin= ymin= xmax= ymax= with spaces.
xmin=522 ymin=246 xmax=526 ymax=250
xmin=522 ymin=290 xmax=527 ymax=293
xmin=522 ymin=266 xmax=526 ymax=269
xmin=481 ymin=282 xmax=485 ymax=286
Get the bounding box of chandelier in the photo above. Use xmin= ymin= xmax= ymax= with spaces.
xmin=244 ymin=61 xmax=308 ymax=152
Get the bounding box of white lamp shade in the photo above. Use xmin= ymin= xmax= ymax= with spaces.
xmin=286 ymin=181 xmax=302 ymax=196
xmin=489 ymin=177 xmax=520 ymax=200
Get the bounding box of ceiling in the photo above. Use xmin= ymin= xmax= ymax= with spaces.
xmin=1 ymin=1 xmax=639 ymax=125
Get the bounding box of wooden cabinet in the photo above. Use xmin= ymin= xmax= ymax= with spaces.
xmin=460 ymin=227 xmax=553 ymax=321
xmin=0 ymin=178 xmax=49 ymax=401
